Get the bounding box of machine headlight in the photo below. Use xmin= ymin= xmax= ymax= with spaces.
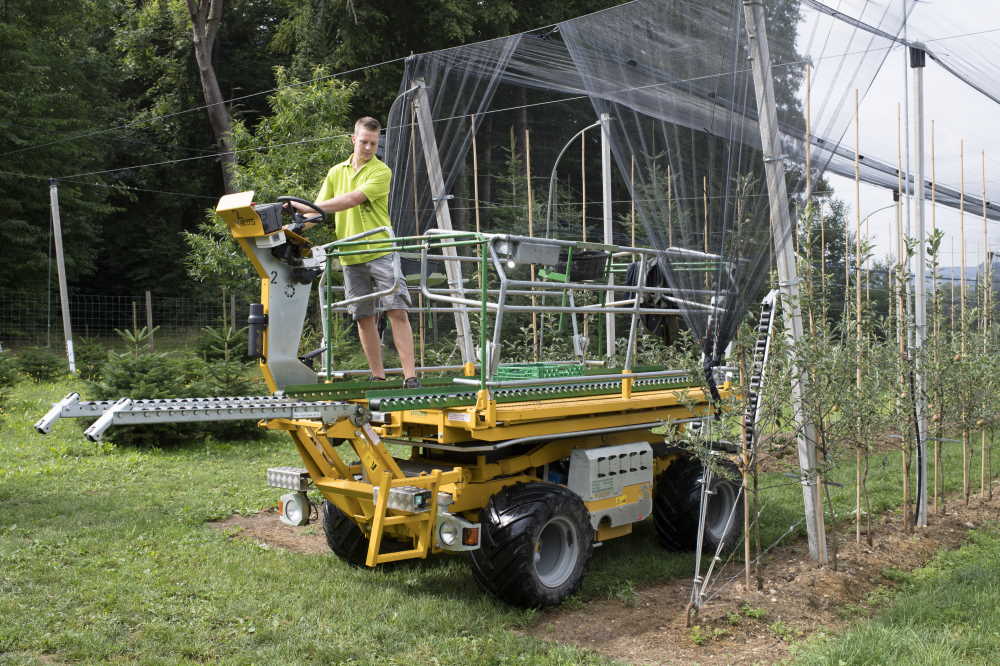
xmin=278 ymin=491 xmax=311 ymax=526
xmin=439 ymin=520 xmax=459 ymax=546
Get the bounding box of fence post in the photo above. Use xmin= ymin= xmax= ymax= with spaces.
xmin=146 ymin=290 xmax=154 ymax=350
xmin=48 ymin=179 xmax=76 ymax=373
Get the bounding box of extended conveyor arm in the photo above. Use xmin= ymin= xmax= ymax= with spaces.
xmin=35 ymin=393 xmax=365 ymax=442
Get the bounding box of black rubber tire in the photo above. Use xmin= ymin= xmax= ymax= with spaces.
xmin=322 ymin=500 xmax=369 ymax=567
xmin=653 ymin=457 xmax=743 ymax=553
xmin=469 ymin=483 xmax=594 ymax=608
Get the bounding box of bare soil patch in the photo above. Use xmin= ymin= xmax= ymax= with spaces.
xmin=530 ymin=487 xmax=1000 ymax=665
xmin=210 ymin=506 xmax=329 ymax=555
xmin=210 ymin=489 xmax=1000 ymax=665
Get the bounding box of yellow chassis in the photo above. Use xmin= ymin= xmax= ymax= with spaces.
xmin=264 ymin=384 xmax=726 ymax=567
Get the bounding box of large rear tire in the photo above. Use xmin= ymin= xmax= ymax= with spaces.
xmin=653 ymin=457 xmax=743 ymax=552
xmin=469 ymin=483 xmax=593 ymax=607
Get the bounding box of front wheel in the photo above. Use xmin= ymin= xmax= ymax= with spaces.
xmin=321 ymin=500 xmax=368 ymax=566
xmin=469 ymin=483 xmax=593 ymax=607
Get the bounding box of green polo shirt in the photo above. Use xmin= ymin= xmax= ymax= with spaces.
xmin=316 ymin=156 xmax=393 ymax=265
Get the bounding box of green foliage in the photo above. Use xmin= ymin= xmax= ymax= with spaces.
xmin=196 ymin=324 xmax=248 ymax=362
xmin=14 ymin=347 xmax=65 ymax=382
xmin=0 ymin=352 xmax=22 ymax=387
xmin=274 ymin=1 xmax=621 ymax=118
xmin=115 ymin=325 xmax=159 ymax=356
xmin=88 ymin=327 xmax=262 ymax=444
xmin=0 ymin=0 xmax=121 ymax=291
xmin=182 ymin=66 xmax=355 ymax=289
xmin=73 ymin=337 xmax=111 ymax=382
xmin=229 ymin=65 xmax=354 ymax=201
xmin=0 ymin=351 xmax=16 ymax=430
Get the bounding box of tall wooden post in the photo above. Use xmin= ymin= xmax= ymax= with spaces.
xmin=48 ymin=179 xmax=76 ymax=373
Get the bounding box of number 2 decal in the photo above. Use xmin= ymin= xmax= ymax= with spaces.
xmin=270 ymin=270 xmax=278 ymax=284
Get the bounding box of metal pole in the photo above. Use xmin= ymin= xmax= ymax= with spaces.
xmin=742 ymin=0 xmax=827 ymax=561
xmin=601 ymin=113 xmax=615 ymax=361
xmin=48 ymin=179 xmax=76 ymax=373
xmin=910 ymin=46 xmax=928 ymax=527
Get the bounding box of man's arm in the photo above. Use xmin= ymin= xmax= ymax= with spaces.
xmin=288 ymin=190 xmax=367 ymax=230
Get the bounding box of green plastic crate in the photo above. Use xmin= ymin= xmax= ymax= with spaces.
xmin=495 ymin=362 xmax=586 ymax=380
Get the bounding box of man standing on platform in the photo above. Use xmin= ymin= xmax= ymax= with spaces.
xmin=289 ymin=116 xmax=419 ymax=387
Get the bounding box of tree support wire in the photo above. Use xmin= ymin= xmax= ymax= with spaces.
xmin=742 ymin=0 xmax=827 ymax=561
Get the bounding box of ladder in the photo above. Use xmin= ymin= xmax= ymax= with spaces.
xmin=742 ymin=290 xmax=778 ymax=451
xmin=35 ymin=393 xmax=363 ymax=442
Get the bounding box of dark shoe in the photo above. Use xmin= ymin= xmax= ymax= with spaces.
xmin=367 ymin=375 xmax=386 ymax=382
xmin=403 ymin=377 xmax=421 ymax=389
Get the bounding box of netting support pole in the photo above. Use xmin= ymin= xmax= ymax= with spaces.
xmin=910 ymin=46 xmax=929 ymax=527
xmin=412 ymin=79 xmax=475 ymax=365
xmin=742 ymin=1 xmax=827 ymax=561
xmin=601 ymin=113 xmax=615 ymax=361
xmin=48 ymin=179 xmax=76 ymax=374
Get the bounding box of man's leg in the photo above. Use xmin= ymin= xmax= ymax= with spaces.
xmin=357 ymin=314 xmax=385 ymax=378
xmin=386 ymin=309 xmax=416 ymax=379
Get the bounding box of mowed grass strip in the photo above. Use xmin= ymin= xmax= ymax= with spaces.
xmin=0 ymin=381 xmax=613 ymax=664
xmin=792 ymin=524 xmax=1000 ymax=665
xmin=1 ymin=380 xmax=997 ymax=664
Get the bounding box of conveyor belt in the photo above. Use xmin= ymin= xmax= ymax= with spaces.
xmin=361 ymin=373 xmax=697 ymax=412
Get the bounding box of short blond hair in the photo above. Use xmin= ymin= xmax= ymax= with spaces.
xmin=355 ymin=116 xmax=381 ymax=133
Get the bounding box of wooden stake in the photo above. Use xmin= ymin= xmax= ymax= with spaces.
xmin=805 ymin=63 xmax=812 ymax=200
xmin=525 ymin=127 xmax=538 ymax=361
xmin=854 ymin=88 xmax=862 ymax=544
xmin=896 ymin=102 xmax=910 ymax=529
xmin=960 ymin=138 xmax=969 ymax=504
xmin=630 ymin=154 xmax=636 ymax=247
xmin=930 ymin=119 xmax=940 ymax=513
xmin=703 ymin=175 xmax=709 ymax=255
xmin=581 ymin=134 xmax=587 ymax=243
xmin=582 ymin=136 xmax=589 ymax=343
xmin=472 ymin=113 xmax=481 ymax=234
xmin=982 ymin=151 xmax=989 ymax=499
xmin=666 ymin=165 xmax=673 ymax=247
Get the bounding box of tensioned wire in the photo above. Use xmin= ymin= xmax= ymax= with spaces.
xmin=10 ymin=1 xmax=917 ymax=172
xmin=0 ymin=1 xmax=650 ymax=162
xmin=52 ymin=40 xmax=915 ymax=178
xmin=38 ymin=7 xmax=1000 ymax=225
xmin=14 ymin=0 xmax=1000 ymax=218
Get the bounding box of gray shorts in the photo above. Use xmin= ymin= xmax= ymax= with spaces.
xmin=342 ymin=253 xmax=412 ymax=320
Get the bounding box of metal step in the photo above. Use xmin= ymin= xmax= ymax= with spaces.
xmin=35 ymin=393 xmax=363 ymax=442
xmin=742 ymin=290 xmax=779 ymax=451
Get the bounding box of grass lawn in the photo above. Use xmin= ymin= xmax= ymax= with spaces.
xmin=1 ymin=378 xmax=996 ymax=664
xmin=792 ymin=525 xmax=1000 ymax=665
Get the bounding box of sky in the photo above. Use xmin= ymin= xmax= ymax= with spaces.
xmin=797 ymin=0 xmax=1000 ymax=272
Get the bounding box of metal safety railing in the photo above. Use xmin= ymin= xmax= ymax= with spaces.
xmin=312 ymin=229 xmax=736 ymax=391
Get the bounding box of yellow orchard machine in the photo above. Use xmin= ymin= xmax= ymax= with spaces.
xmin=36 ymin=192 xmax=770 ymax=607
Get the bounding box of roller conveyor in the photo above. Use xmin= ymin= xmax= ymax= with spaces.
xmin=35 ymin=392 xmax=364 ymax=442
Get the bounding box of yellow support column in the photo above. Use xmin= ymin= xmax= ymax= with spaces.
xmin=366 ymin=471 xmax=393 ymax=567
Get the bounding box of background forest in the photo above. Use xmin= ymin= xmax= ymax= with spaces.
xmin=0 ymin=0 xmax=626 ymax=303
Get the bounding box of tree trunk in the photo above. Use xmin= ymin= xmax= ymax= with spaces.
xmin=186 ymin=0 xmax=236 ymax=193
